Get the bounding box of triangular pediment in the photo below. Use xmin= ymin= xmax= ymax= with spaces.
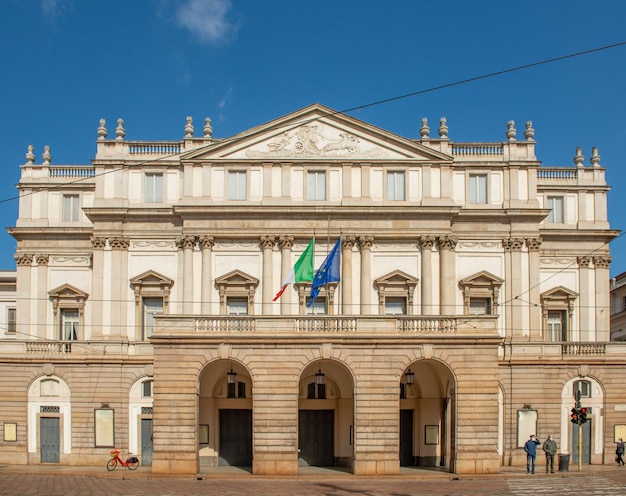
xmin=215 ymin=270 xmax=259 ymax=288
xmin=182 ymin=103 xmax=452 ymax=162
xmin=460 ymin=271 xmax=504 ymax=288
xmin=130 ymin=270 xmax=174 ymax=289
xmin=374 ymin=270 xmax=418 ymax=287
xmin=541 ymin=286 xmax=578 ymax=300
xmin=48 ymin=284 xmax=88 ymax=299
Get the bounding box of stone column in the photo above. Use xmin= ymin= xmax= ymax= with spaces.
xmin=14 ymin=254 xmax=33 ymax=338
xmin=593 ymin=256 xmax=612 ymax=342
xmin=110 ymin=237 xmax=130 ymax=339
xmin=526 ymin=238 xmax=542 ymax=341
xmin=341 ymin=236 xmax=356 ymax=315
xmin=278 ymin=236 xmax=294 ymax=315
xmin=503 ymin=238 xmax=524 ymax=338
xmin=419 ymin=236 xmax=436 ymax=315
xmin=577 ymin=256 xmax=592 ymax=342
xmin=199 ymin=236 xmax=214 ymax=314
xmin=260 ymin=235 xmax=276 ymax=315
xmin=179 ymin=236 xmax=196 ymax=314
xmin=91 ymin=238 xmax=107 ymax=338
xmin=358 ymin=236 xmax=373 ymax=315
xmin=34 ymin=254 xmax=49 ymax=339
xmin=437 ymin=236 xmax=457 ymax=315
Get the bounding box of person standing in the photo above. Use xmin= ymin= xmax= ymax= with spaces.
xmin=542 ymin=434 xmax=558 ymax=473
xmin=617 ymin=438 xmax=625 ymax=466
xmin=524 ymin=434 xmax=541 ymax=474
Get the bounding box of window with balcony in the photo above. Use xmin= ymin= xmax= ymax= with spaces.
xmin=130 ymin=270 xmax=173 ymax=341
xmin=307 ymin=297 xmax=328 ymax=315
xmin=145 ymin=173 xmax=163 ymax=203
xmin=49 ymin=284 xmax=88 ymax=343
xmin=547 ymin=196 xmax=564 ymax=223
xmin=387 ymin=171 xmax=405 ymax=201
xmin=215 ymin=270 xmax=259 ymax=315
xmin=295 ymin=282 xmax=337 ymax=315
xmin=307 ymin=171 xmax=326 ymax=201
xmin=469 ymin=174 xmax=488 ymax=204
xmin=541 ymin=286 xmax=578 ymax=342
xmin=228 ymin=171 xmax=247 ymax=200
xmin=374 ymin=270 xmax=417 ymax=316
xmin=460 ymin=271 xmax=503 ymax=316
xmin=62 ymin=194 xmax=80 ymax=222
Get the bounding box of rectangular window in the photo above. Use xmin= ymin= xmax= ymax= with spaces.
xmin=62 ymin=194 xmax=79 ymax=222
xmin=547 ymin=196 xmax=564 ymax=223
xmin=307 ymin=171 xmax=326 ymax=201
xmin=469 ymin=174 xmax=488 ymax=204
xmin=141 ymin=380 xmax=153 ymax=398
xmin=145 ymin=173 xmax=163 ymax=203
xmin=228 ymin=171 xmax=247 ymax=200
xmin=387 ymin=171 xmax=405 ymax=201
xmin=547 ymin=310 xmax=566 ymax=342
xmin=469 ymin=298 xmax=492 ymax=315
xmin=7 ymin=308 xmax=16 ymax=333
xmin=237 ymin=381 xmax=246 ymax=399
xmin=227 ymin=297 xmax=248 ymax=315
xmin=143 ymin=298 xmax=163 ymax=339
xmin=61 ymin=309 xmax=79 ymax=341
xmin=385 ymin=297 xmax=407 ymax=315
xmin=307 ymin=297 xmax=327 ymax=315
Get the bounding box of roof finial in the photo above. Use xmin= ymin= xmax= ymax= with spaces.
xmin=506 ymin=120 xmax=516 ymax=141
xmin=574 ymin=146 xmax=584 ymax=167
xmin=25 ymin=144 xmax=35 ymax=164
xmin=420 ymin=117 xmax=430 ymax=139
xmin=203 ymin=117 xmax=213 ymax=138
xmin=438 ymin=117 xmax=448 ymax=139
xmin=42 ymin=145 xmax=52 ymax=165
xmin=97 ymin=119 xmax=108 ymax=140
xmin=115 ymin=118 xmax=126 ymax=141
xmin=184 ymin=116 xmax=194 ymax=137
xmin=524 ymin=121 xmax=535 ymax=141
xmin=590 ymin=146 xmax=601 ymax=167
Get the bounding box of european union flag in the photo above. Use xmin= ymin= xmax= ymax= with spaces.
xmin=307 ymin=238 xmax=341 ymax=307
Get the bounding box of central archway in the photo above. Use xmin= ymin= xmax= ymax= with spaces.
xmin=400 ymin=359 xmax=456 ymax=471
xmin=298 ymin=359 xmax=354 ymax=471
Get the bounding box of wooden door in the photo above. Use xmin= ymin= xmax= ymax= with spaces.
xmin=299 ymin=410 xmax=334 ymax=466
xmin=219 ymin=409 xmax=252 ymax=466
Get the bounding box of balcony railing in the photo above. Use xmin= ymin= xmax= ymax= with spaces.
xmin=561 ymin=343 xmax=606 ymax=356
xmin=398 ymin=318 xmax=457 ymax=333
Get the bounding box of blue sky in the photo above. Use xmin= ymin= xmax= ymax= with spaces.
xmin=1 ymin=0 xmax=625 ymax=274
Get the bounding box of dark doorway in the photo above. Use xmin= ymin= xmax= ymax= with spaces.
xmin=141 ymin=418 xmax=153 ymax=466
xmin=219 ymin=409 xmax=252 ymax=466
xmin=299 ymin=410 xmax=334 ymax=466
xmin=572 ymin=419 xmax=591 ymax=464
xmin=40 ymin=417 xmax=60 ymax=463
xmin=400 ymin=409 xmax=414 ymax=466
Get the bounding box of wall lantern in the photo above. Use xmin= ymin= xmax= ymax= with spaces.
xmin=315 ymin=367 xmax=325 ymax=385
xmin=405 ymin=368 xmax=415 ymax=386
xmin=227 ymin=368 xmax=237 ymax=384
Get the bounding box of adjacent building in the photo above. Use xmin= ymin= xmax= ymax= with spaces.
xmin=0 ymin=104 xmax=621 ymax=475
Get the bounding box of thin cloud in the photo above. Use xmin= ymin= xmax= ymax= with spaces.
xmin=176 ymin=0 xmax=238 ymax=44
xmin=218 ymin=85 xmax=234 ymax=122
xmin=41 ymin=0 xmax=73 ymax=28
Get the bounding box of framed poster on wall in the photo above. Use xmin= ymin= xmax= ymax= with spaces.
xmin=517 ymin=409 xmax=538 ymax=448
xmin=94 ymin=409 xmax=115 ymax=447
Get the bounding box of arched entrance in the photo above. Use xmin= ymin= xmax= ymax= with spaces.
xmin=560 ymin=376 xmax=604 ymax=465
xmin=198 ymin=360 xmax=253 ymax=469
xmin=298 ymin=360 xmax=354 ymax=470
xmin=400 ymin=359 xmax=456 ymax=470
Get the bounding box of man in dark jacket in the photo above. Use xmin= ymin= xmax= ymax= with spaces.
xmin=524 ymin=434 xmax=541 ymax=474
xmin=542 ymin=434 xmax=558 ymax=473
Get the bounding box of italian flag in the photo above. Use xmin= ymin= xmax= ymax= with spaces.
xmin=273 ymin=238 xmax=315 ymax=301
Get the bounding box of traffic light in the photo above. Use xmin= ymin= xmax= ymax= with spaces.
xmin=571 ymin=407 xmax=579 ymax=424
xmin=579 ymin=407 xmax=587 ymax=424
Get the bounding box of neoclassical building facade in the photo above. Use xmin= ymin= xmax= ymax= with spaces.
xmin=0 ymin=104 xmax=622 ymax=475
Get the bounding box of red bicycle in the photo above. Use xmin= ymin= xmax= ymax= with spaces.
xmin=106 ymin=449 xmax=139 ymax=471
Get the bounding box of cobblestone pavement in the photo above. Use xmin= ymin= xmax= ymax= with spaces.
xmin=2 ymin=466 xmax=626 ymax=496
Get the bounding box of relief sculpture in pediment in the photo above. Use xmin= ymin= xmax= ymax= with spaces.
xmin=246 ymin=123 xmax=387 ymax=158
